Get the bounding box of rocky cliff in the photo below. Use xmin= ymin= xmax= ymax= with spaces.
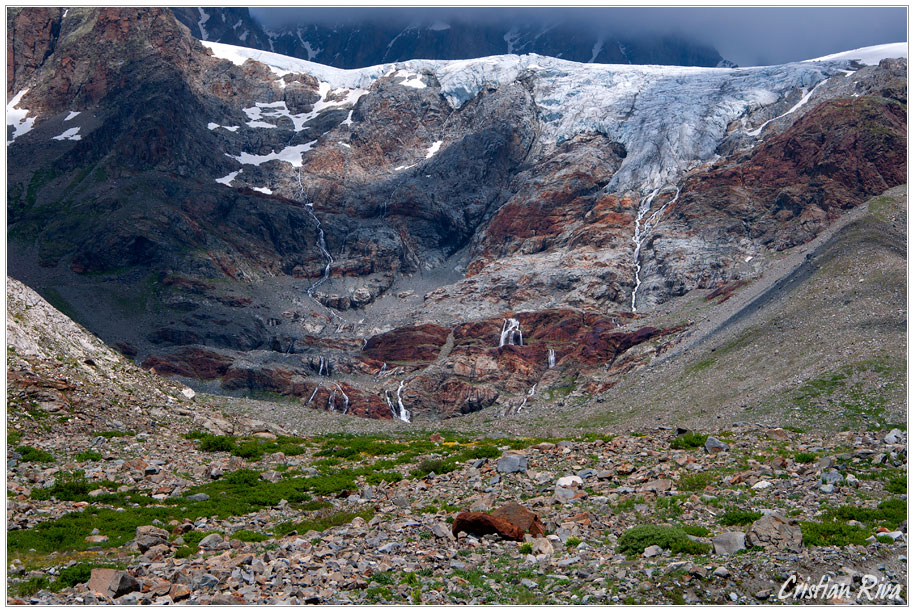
xmin=6 ymin=7 xmax=907 ymax=422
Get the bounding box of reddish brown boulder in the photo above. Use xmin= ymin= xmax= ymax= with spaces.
xmin=490 ymin=502 xmax=546 ymax=537
xmin=451 ymin=512 xmax=525 ymax=541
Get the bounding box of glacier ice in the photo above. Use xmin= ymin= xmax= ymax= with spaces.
xmin=203 ymin=40 xmax=904 ymax=192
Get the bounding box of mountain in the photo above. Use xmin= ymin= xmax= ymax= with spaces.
xmin=170 ymin=7 xmax=732 ymax=68
xmin=6 ymin=7 xmax=907 ymax=427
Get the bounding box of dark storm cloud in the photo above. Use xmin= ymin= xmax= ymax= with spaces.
xmin=248 ymin=6 xmax=906 ymax=66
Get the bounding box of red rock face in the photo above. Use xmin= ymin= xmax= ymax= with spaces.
xmin=362 ymin=324 xmax=450 ymax=363
xmin=141 ymin=348 xmax=233 ymax=380
xmin=7 ymin=7 xmax=62 ymax=97
xmin=674 ymin=97 xmax=907 ymax=251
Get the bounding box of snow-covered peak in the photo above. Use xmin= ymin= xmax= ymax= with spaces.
xmin=804 ymin=42 xmax=906 ymax=66
xmin=203 ymin=41 xmax=905 ymax=191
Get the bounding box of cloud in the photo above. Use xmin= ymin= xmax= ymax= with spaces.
xmin=248 ymin=6 xmax=906 ymax=66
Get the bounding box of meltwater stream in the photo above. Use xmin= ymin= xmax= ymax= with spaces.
xmin=631 ymin=186 xmax=680 ymax=312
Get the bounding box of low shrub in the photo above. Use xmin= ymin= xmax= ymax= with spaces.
xmin=617 ymin=525 xmax=711 ymax=556
xmin=16 ymin=445 xmax=55 ymax=463
xmin=670 ymin=433 xmax=708 ymax=450
xmin=718 ymin=509 xmax=763 ymax=526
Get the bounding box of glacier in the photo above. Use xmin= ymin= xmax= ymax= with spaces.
xmin=203 ymin=41 xmax=905 ymax=192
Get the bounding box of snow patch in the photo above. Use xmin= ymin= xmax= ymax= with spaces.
xmin=252 ymin=186 xmax=273 ymax=194
xmin=242 ymin=87 xmax=367 ymax=132
xmin=197 ymin=7 xmax=210 ymax=40
xmin=425 ymin=140 xmax=442 ymax=159
xmin=227 ymin=141 xmax=317 ymax=167
xmin=392 ymin=69 xmax=426 ymax=89
xmin=7 ymin=89 xmax=36 ymax=145
xmin=804 ymin=42 xmax=906 ymax=65
xmin=429 ymin=21 xmax=451 ymax=31
xmin=215 ymin=170 xmax=240 ymax=186
xmin=64 ymin=111 xmax=80 ymax=122
xmin=52 ymin=127 xmax=81 ymax=141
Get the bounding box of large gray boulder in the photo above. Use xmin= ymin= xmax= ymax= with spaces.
xmin=747 ymin=513 xmax=803 ymax=552
xmin=712 ymin=531 xmax=746 ymax=555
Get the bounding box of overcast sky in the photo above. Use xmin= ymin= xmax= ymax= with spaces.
xmin=249 ymin=6 xmax=907 ymax=66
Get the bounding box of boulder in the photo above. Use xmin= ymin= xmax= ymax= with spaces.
xmin=490 ymin=502 xmax=546 ymax=537
xmin=496 ymin=454 xmax=528 ymax=474
xmin=135 ymin=525 xmax=169 ymax=552
xmin=747 ymin=513 xmax=803 ymax=552
xmin=88 ymin=569 xmax=140 ymax=598
xmin=705 ymin=436 xmax=730 ymax=454
xmin=452 ymin=512 xmax=525 ymax=541
xmin=712 ymin=531 xmax=746 ymax=555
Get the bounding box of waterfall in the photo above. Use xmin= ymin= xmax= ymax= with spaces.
xmin=317 ymin=356 xmax=328 ymax=377
xmin=329 ymin=383 xmax=349 ymax=414
xmin=631 ymin=186 xmax=680 ymax=312
xmin=384 ymin=381 xmax=411 ymax=423
xmin=548 ymin=348 xmax=556 ymax=369
xmin=499 ymin=318 xmax=523 ymax=347
xmin=395 ymin=380 xmax=411 ymax=423
xmin=297 ymin=168 xmax=342 ymax=323
xmin=306 ymin=383 xmax=321 ymax=405
xmin=517 ymin=384 xmax=537 ymax=413
xmin=377 ymin=362 xmax=387 ymax=378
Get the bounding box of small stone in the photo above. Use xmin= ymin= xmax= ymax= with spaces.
xmin=819 ymin=484 xmax=835 ymax=494
xmin=556 ymin=475 xmax=583 ymax=488
xmin=730 ymin=592 xmax=739 ymax=602
xmin=643 ymin=545 xmax=662 ymax=558
xmin=705 ymin=436 xmax=730 ymax=454
xmin=751 ymin=480 xmax=772 ymax=490
xmin=261 ymin=470 xmax=282 ymax=483
xmin=821 ymin=470 xmax=843 ymax=484
xmin=186 ymin=493 xmax=209 ymax=502
xmin=198 ymin=533 xmax=223 ymax=549
xmin=194 ymin=574 xmax=219 ymax=589
xmin=521 ymin=578 xmax=537 ymax=589
xmin=181 ymin=387 xmax=195 ymax=400
xmin=755 ymin=589 xmax=772 ymax=600
xmin=431 ymin=523 xmax=454 ymax=540
xmin=713 ymin=566 xmax=730 ymax=578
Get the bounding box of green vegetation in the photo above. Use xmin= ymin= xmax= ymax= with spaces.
xmin=519 ymin=542 xmax=533 ymax=555
xmin=74 ymin=450 xmax=103 ymax=462
xmin=801 ymin=498 xmax=906 ymax=547
xmin=670 ymin=432 xmax=708 ymax=450
xmin=617 ymin=525 xmax=711 ymax=556
xmin=800 ymin=521 xmax=870 ymax=547
xmin=232 ymin=529 xmax=271 ymax=543
xmin=679 ymin=525 xmax=710 ymax=537
xmin=718 ymin=509 xmax=763 ymax=526
xmin=565 ymin=537 xmax=582 ymax=548
xmin=679 ymin=472 xmax=715 ymax=491
xmin=274 ymin=508 xmax=375 ymax=537
xmin=93 ymin=430 xmax=135 ymax=439
xmin=16 ymin=445 xmax=55 ymax=463
xmin=793 ymin=452 xmax=817 ymax=464
xmin=410 ymin=457 xmax=459 ymax=478
xmin=185 ymin=432 xmax=310 ymax=461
